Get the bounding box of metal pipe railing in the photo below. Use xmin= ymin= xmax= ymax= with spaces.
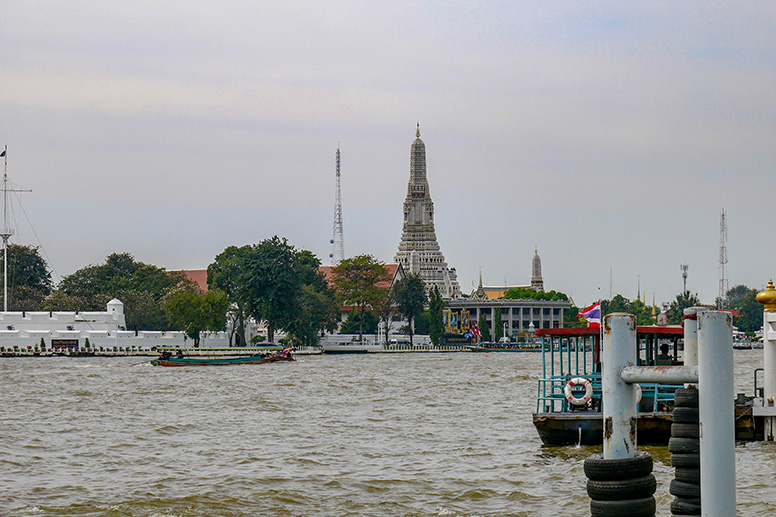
xmin=599 ymin=311 xmax=736 ymax=516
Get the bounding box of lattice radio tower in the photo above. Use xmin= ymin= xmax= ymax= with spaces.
xmin=329 ymin=145 xmax=344 ymax=265
xmin=719 ymin=208 xmax=728 ymax=306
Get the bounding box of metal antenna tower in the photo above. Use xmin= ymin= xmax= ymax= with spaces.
xmin=680 ymin=264 xmax=688 ymax=293
xmin=719 ymin=209 xmax=728 ymax=306
xmin=329 ymin=145 xmax=344 ymax=265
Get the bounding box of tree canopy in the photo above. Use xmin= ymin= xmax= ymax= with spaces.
xmin=601 ymin=295 xmax=656 ymax=325
xmin=427 ymin=285 xmax=445 ymax=346
xmin=719 ymin=284 xmax=764 ymax=334
xmin=503 ymin=287 xmax=568 ymax=301
xmin=340 ymin=309 xmax=379 ymax=335
xmin=494 ymin=308 xmax=504 ymax=341
xmin=208 ymin=245 xmax=252 ymax=345
xmin=208 ymin=237 xmax=336 ymax=344
xmin=331 ymin=255 xmax=391 ymax=340
xmin=0 ymin=244 xmax=52 ymax=310
xmin=394 ymin=273 xmax=427 ymax=344
xmin=667 ymin=291 xmax=701 ymax=324
xmin=163 ymin=288 xmax=229 ymax=346
xmin=46 ymin=252 xmax=190 ymax=330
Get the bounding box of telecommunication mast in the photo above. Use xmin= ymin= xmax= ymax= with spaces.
xmin=719 ymin=209 xmax=728 ymax=306
xmin=329 ymin=145 xmax=344 ymax=265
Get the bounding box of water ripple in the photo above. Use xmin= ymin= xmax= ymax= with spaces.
xmin=1 ymin=353 xmax=773 ymax=515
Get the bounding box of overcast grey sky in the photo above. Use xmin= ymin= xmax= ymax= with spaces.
xmin=1 ymin=2 xmax=774 ymax=307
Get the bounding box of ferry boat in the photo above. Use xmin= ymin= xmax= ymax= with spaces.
xmin=321 ymin=337 xmax=384 ymax=354
xmin=532 ymin=325 xmax=685 ymax=446
xmin=467 ymin=342 xmax=541 ymax=352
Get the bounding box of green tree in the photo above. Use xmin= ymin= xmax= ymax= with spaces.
xmin=720 ymin=285 xmax=763 ymax=333
xmin=283 ymin=250 xmax=339 ymax=346
xmin=49 ymin=252 xmax=190 ymax=330
xmin=240 ymin=236 xmax=304 ymax=342
xmin=667 ymin=291 xmax=702 ymax=324
xmin=332 ymin=255 xmax=392 ymax=341
xmin=340 ymin=309 xmax=379 ymax=334
xmin=428 ymin=285 xmax=445 ymax=346
xmin=503 ymin=287 xmax=568 ymax=301
xmin=736 ymin=290 xmax=763 ymax=333
xmin=478 ymin=312 xmax=491 ymax=342
xmin=371 ymin=284 xmax=397 ymax=344
xmin=0 ymin=244 xmax=53 ymax=310
xmin=600 ymin=295 xmax=657 ymax=325
xmin=414 ymin=311 xmax=430 ymax=336
xmin=563 ymin=306 xmax=582 ymax=326
xmin=394 ymin=273 xmax=427 ymax=345
xmin=494 ymin=308 xmax=504 ymax=341
xmin=208 ymin=245 xmax=252 ymax=346
xmin=163 ymin=288 xmax=229 ymax=347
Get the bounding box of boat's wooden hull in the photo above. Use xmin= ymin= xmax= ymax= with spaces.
xmin=152 ymin=353 xmax=294 ymax=367
xmin=533 ymin=406 xmax=762 ymax=445
xmin=467 ymin=345 xmax=541 ymax=352
xmin=532 ymin=412 xmax=673 ymax=446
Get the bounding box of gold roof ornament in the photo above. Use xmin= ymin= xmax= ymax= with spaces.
xmin=757 ymin=279 xmax=776 ymax=312
xmin=416 ymin=122 xmax=420 ymax=138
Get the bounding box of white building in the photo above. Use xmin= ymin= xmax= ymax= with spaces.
xmin=0 ymin=299 xmax=230 ymax=350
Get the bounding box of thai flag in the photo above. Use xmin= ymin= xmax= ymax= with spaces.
xmin=578 ymin=302 xmax=601 ymax=328
xmin=470 ymin=323 xmax=482 ymax=339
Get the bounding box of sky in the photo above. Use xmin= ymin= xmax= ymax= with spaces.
xmin=1 ymin=2 xmax=775 ymax=308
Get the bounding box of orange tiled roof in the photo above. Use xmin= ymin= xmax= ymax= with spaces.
xmin=320 ymin=263 xmax=401 ymax=288
xmin=169 ymin=269 xmax=209 ymax=292
xmin=172 ymin=264 xmax=402 ymax=293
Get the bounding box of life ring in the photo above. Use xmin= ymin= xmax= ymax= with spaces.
xmin=635 ymin=383 xmax=642 ymax=404
xmin=564 ymin=377 xmax=593 ymax=406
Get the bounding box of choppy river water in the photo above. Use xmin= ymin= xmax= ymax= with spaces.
xmin=2 ymin=351 xmax=775 ymax=516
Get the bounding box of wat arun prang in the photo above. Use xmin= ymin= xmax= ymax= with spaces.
xmin=394 ymin=125 xmax=461 ymax=299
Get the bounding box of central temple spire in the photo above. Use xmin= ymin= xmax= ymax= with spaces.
xmin=395 ymin=125 xmax=460 ymax=299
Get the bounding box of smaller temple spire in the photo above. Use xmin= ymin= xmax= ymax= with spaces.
xmin=416 ymin=122 xmax=420 ymax=138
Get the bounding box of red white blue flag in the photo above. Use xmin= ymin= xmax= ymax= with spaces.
xmin=578 ymin=302 xmax=601 ymax=328
xmin=470 ymin=323 xmax=482 ymax=339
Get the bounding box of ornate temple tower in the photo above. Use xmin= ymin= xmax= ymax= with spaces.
xmin=395 ymin=125 xmax=461 ymax=299
xmin=531 ymin=247 xmax=544 ymax=292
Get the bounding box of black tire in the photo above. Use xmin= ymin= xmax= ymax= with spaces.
xmin=670 ymin=479 xmax=701 ymax=498
xmin=672 ymin=423 xmax=700 ymax=438
xmin=674 ymin=467 xmax=701 ymax=484
xmin=673 ymin=407 xmax=699 ymax=423
xmin=591 ymin=496 xmax=656 ymax=517
xmin=587 ymin=474 xmax=656 ymax=501
xmin=669 ymin=437 xmax=700 ymax=454
xmin=584 ymin=451 xmax=653 ymax=481
xmin=671 ymin=453 xmax=700 ymax=468
xmin=671 ymin=497 xmax=701 ymax=515
xmin=674 ymin=388 xmax=699 ymax=408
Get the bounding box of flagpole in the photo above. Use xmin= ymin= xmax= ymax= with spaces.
xmin=0 ymin=147 xmax=31 ymax=312
xmin=2 ymin=145 xmax=9 ymax=312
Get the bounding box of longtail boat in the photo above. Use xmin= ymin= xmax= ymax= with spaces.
xmin=152 ymin=347 xmax=295 ymax=367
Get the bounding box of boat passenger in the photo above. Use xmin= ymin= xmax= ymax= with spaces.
xmin=176 ymin=350 xmax=184 ymax=358
xmin=656 ymin=343 xmax=672 ymax=365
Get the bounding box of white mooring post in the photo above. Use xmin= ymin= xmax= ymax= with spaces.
xmin=683 ymin=306 xmax=706 ymax=369
xmin=757 ymin=280 xmax=776 ymax=440
xmin=602 ymin=313 xmax=638 ymax=459
xmin=698 ymin=311 xmax=736 ymax=516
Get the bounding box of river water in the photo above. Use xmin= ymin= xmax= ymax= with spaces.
xmin=2 ymin=351 xmax=774 ymax=516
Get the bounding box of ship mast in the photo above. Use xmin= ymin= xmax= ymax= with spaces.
xmin=1 ymin=146 xmax=31 ymax=312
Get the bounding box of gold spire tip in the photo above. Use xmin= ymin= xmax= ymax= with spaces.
xmin=757 ymin=279 xmax=776 ymax=312
xmin=416 ymin=123 xmax=420 ymax=138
